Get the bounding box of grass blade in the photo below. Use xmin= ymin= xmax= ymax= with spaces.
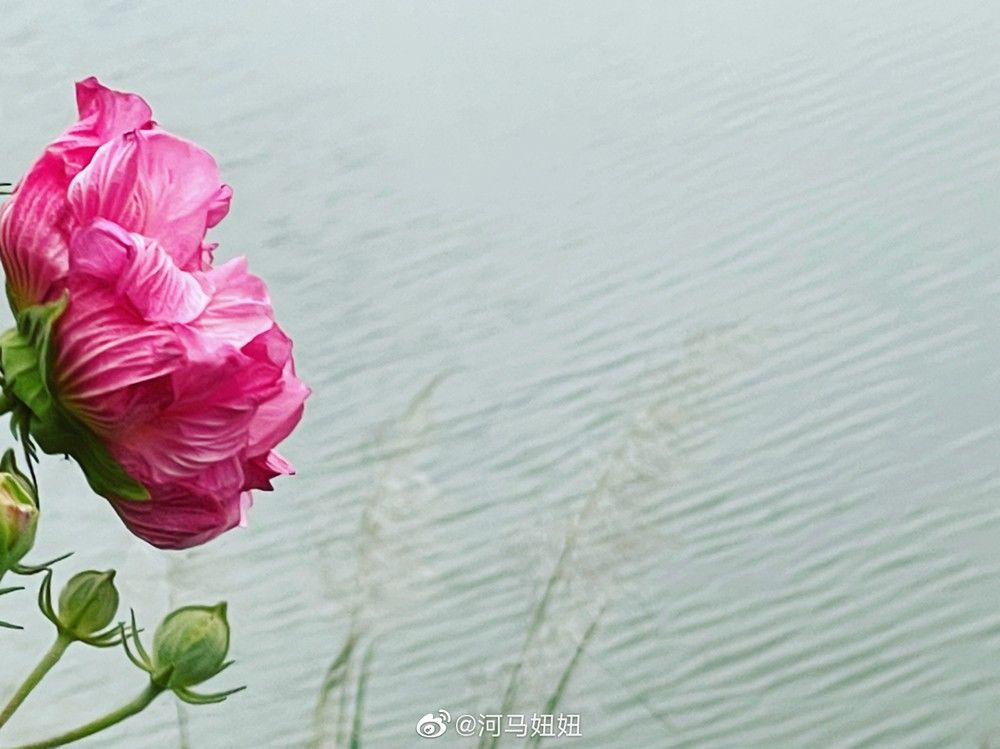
xmin=310 ymin=633 xmax=358 ymax=749
xmin=349 ymin=643 xmax=375 ymax=749
xmin=526 ymin=610 xmax=603 ymax=749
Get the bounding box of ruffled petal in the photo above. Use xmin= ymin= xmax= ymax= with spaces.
xmin=192 ymin=257 xmax=273 ymax=348
xmin=0 ymin=79 xmax=154 ymax=311
xmin=65 ymin=132 xmax=141 ymax=229
xmin=242 ymin=450 xmax=294 ymax=492
xmin=109 ymin=484 xmax=243 ymax=549
xmin=242 ymin=325 xmax=310 ymax=456
xmin=0 ymin=153 xmax=72 ymax=309
xmin=110 ymin=334 xmax=282 ymax=491
xmin=48 ymin=77 xmax=153 ymax=178
xmin=54 ymin=277 xmax=187 ymax=435
xmin=199 ymin=241 xmax=218 ymax=269
xmin=71 ymin=220 xmax=209 ymax=323
xmin=67 ymin=129 xmax=230 ymax=269
xmin=205 ymin=185 xmax=232 ymax=229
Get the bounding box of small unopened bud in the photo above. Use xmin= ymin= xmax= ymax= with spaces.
xmin=57 ymin=570 xmax=119 ymax=639
xmin=0 ymin=468 xmax=38 ymax=574
xmin=152 ymin=603 xmax=231 ymax=689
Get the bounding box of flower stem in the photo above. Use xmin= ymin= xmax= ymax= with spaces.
xmin=0 ymin=633 xmax=72 ymax=728
xmin=11 ymin=684 xmax=163 ymax=748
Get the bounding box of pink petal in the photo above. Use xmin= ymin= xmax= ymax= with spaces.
xmin=67 ymin=129 xmax=230 ymax=270
xmin=69 ymin=220 xmax=128 ymax=279
xmin=109 ymin=483 xmax=243 ymax=549
xmin=192 ymin=257 xmax=273 ymax=348
xmin=0 ymin=153 xmax=72 ymax=309
xmin=199 ymin=241 xmax=218 ymax=268
xmin=121 ymin=240 xmax=210 ymax=324
xmin=242 ymin=325 xmax=310 ymax=455
xmin=247 ymin=372 xmax=309 ymax=458
xmin=71 ymin=220 xmax=210 ymax=323
xmin=206 ymin=185 xmax=232 ymax=229
xmin=111 ymin=338 xmax=282 ymax=490
xmin=238 ymin=492 xmax=254 ymax=528
xmin=47 ymin=77 xmax=153 ymax=178
xmin=65 ymin=132 xmax=141 ymax=228
xmin=0 ymin=79 xmax=155 ymax=311
xmin=74 ymin=78 xmax=152 ymax=139
xmin=55 ymin=278 xmax=187 ymax=435
xmin=242 ymin=450 xmax=295 ymax=491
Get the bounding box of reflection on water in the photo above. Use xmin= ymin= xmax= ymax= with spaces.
xmin=311 ymin=376 xmax=444 ymax=749
xmin=4 ymin=2 xmax=1000 ymax=747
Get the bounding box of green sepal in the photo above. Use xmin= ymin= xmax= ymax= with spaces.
xmin=13 ymin=551 xmax=73 ymax=576
xmin=0 ymin=296 xmax=149 ymax=501
xmin=0 ymin=448 xmax=34 ymax=499
xmin=174 ymin=683 xmax=245 ymax=705
xmin=0 ymin=584 xmax=24 ymax=629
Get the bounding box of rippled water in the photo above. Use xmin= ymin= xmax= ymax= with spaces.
xmin=3 ymin=2 xmax=1000 ymax=747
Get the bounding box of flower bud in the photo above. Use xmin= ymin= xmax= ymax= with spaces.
xmin=57 ymin=570 xmax=119 ymax=638
xmin=0 ymin=466 xmax=38 ymax=574
xmin=152 ymin=603 xmax=231 ymax=689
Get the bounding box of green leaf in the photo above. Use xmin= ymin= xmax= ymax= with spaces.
xmin=0 ymin=296 xmax=149 ymax=501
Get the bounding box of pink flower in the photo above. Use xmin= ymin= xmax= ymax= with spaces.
xmin=0 ymin=78 xmax=308 ymax=549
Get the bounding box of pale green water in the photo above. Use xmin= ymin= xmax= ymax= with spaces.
xmin=3 ymin=2 xmax=1000 ymax=747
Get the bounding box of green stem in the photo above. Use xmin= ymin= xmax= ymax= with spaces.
xmin=11 ymin=684 xmax=163 ymax=749
xmin=0 ymin=633 xmax=71 ymax=728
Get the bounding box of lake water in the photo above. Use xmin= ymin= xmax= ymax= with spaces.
xmin=3 ymin=2 xmax=1000 ymax=747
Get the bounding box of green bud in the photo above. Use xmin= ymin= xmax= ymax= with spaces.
xmin=152 ymin=603 xmax=231 ymax=689
xmin=57 ymin=570 xmax=119 ymax=638
xmin=0 ymin=464 xmax=38 ymax=574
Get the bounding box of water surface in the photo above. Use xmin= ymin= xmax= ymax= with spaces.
xmin=3 ymin=2 xmax=1000 ymax=747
